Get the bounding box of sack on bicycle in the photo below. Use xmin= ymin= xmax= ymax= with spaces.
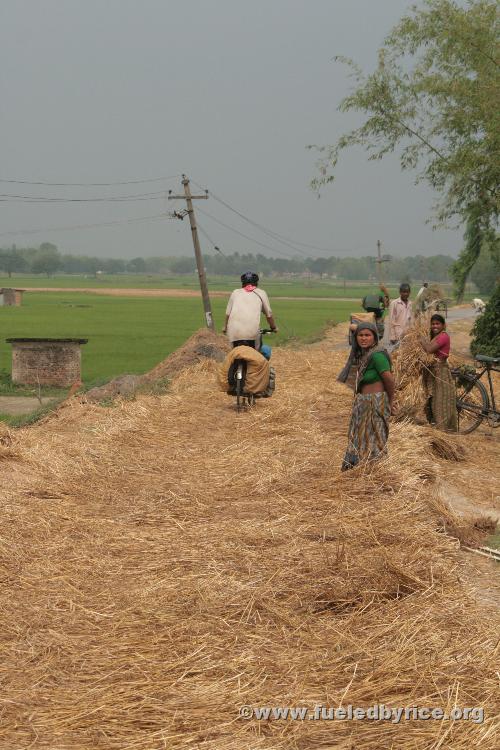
xmin=219 ymin=345 xmax=272 ymax=396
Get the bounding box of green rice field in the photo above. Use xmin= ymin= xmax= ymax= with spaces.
xmin=1 ymin=273 xmax=397 ymax=299
xmin=0 ymin=291 xmax=359 ymax=386
xmin=1 ymin=273 xmax=476 ymax=300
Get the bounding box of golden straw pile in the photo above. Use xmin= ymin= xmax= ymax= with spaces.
xmin=0 ymin=333 xmax=497 ymax=749
xmin=392 ymin=313 xmax=468 ymax=423
xmin=391 ymin=315 xmax=436 ymax=419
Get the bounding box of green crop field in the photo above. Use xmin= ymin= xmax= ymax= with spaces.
xmin=0 ymin=292 xmax=359 ymax=386
xmin=1 ymin=273 xmax=476 ymax=301
xmin=0 ymin=273 xmax=397 ymax=298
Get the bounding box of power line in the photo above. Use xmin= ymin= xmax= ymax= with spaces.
xmin=0 ymin=190 xmax=169 ymax=203
xmin=206 ymin=189 xmax=312 ymax=256
xmin=196 ymin=206 xmax=301 ymax=259
xmin=196 ymin=220 xmax=231 ymax=260
xmin=191 ymin=180 xmax=352 ymax=256
xmin=0 ymin=174 xmax=180 ymax=187
xmin=0 ymin=213 xmax=173 ymax=238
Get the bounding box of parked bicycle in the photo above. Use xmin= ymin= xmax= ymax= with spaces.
xmin=451 ymin=355 xmax=500 ymax=434
xmin=427 ymin=298 xmax=449 ymax=317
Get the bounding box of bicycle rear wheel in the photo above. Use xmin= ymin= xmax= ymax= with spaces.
xmin=236 ymin=377 xmax=243 ymax=412
xmin=455 ymin=376 xmax=489 ymax=434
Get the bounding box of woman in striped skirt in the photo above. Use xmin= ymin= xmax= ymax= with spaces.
xmin=421 ymin=314 xmax=458 ymax=432
xmin=338 ymin=322 xmax=395 ymax=471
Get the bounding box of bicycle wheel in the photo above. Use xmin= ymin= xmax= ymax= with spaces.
xmin=455 ymin=377 xmax=489 ymax=434
xmin=236 ymin=377 xmax=243 ymax=412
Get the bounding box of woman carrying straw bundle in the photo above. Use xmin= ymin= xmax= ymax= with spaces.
xmin=420 ymin=314 xmax=458 ymax=432
xmin=338 ymin=322 xmax=395 ymax=471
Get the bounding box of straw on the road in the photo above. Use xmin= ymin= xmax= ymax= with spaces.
xmin=0 ymin=332 xmax=497 ymax=749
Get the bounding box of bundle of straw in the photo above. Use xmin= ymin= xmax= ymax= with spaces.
xmin=392 ymin=316 xmax=436 ymax=419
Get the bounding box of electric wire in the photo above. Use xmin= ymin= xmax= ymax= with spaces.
xmin=197 ymin=217 xmax=294 ymax=339
xmin=196 ymin=221 xmax=230 ymax=261
xmin=0 ymin=174 xmax=180 ymax=187
xmin=0 ymin=190 xmax=169 ymax=203
xmin=208 ymin=191 xmax=314 ymax=257
xmin=196 ymin=206 xmax=303 ymax=260
xmin=191 ymin=180 xmax=349 ymax=256
xmin=0 ymin=213 xmax=173 ymax=238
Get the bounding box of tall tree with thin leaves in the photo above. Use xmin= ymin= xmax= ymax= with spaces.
xmin=311 ymin=0 xmax=499 ymax=299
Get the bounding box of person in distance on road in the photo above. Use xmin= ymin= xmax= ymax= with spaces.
xmin=222 ymin=271 xmax=277 ymax=349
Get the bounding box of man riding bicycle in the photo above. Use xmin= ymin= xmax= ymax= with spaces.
xmin=222 ymin=271 xmax=278 ymax=350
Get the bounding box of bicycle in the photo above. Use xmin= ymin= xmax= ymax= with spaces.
xmin=451 ymin=355 xmax=500 ymax=434
xmin=424 ymin=298 xmax=449 ymax=317
xmin=230 ymin=329 xmax=275 ymax=413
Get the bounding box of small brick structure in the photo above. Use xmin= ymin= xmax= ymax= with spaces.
xmin=6 ymin=338 xmax=88 ymax=387
xmin=0 ymin=288 xmax=25 ymax=306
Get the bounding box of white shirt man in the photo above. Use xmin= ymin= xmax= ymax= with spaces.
xmin=387 ymin=284 xmax=413 ymax=344
xmin=223 ymin=272 xmax=276 ymax=345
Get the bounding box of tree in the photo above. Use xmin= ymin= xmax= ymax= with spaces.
xmin=126 ymin=257 xmax=147 ymax=273
xmin=470 ymin=283 xmax=500 ymax=357
xmin=311 ymin=0 xmax=499 ymax=297
xmin=469 ymin=241 xmax=500 ymax=295
xmin=169 ymin=257 xmax=195 ymax=274
xmin=102 ymin=258 xmax=126 ymax=274
xmin=31 ymin=243 xmax=62 ymax=277
xmin=0 ymin=245 xmax=28 ymax=276
xmin=61 ymin=254 xmax=88 ymax=274
xmin=450 ymin=203 xmax=498 ymax=299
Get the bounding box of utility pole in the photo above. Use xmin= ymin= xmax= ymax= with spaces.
xmin=168 ymin=175 xmax=214 ymax=330
xmin=376 ymin=239 xmax=382 ymax=284
xmin=420 ymin=257 xmax=426 ymax=285
xmin=375 ymin=240 xmax=391 ymax=285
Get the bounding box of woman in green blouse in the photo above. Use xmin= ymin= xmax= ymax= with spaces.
xmin=338 ymin=322 xmax=395 ymax=471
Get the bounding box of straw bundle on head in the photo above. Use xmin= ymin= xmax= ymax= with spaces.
xmin=0 ymin=334 xmax=497 ymax=749
xmin=427 ymin=282 xmax=445 ymax=301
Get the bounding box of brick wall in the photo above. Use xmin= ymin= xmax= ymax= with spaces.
xmin=2 ymin=289 xmax=17 ymax=306
xmin=10 ymin=341 xmax=84 ymax=386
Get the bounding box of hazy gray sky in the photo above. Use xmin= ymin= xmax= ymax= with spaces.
xmin=1 ymin=0 xmax=462 ymax=260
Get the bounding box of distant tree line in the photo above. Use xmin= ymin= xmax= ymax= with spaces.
xmin=0 ymin=243 xmax=494 ymax=292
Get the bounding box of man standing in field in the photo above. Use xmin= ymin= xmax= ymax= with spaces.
xmin=222 ymin=271 xmax=277 ymax=347
xmin=386 ymin=283 xmax=413 ymax=347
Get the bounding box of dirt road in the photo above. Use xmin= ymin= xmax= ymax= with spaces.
xmin=21 ymin=286 xmax=361 ymax=301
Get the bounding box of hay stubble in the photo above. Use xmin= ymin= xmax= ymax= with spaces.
xmin=0 ymin=336 xmax=498 ymax=748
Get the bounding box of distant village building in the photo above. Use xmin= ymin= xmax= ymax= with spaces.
xmin=0 ymin=288 xmax=25 ymax=306
xmin=6 ymin=338 xmax=88 ymax=387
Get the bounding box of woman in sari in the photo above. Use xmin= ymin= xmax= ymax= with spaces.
xmin=338 ymin=322 xmax=395 ymax=471
xmin=421 ymin=314 xmax=458 ymax=432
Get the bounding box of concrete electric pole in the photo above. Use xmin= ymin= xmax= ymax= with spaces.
xmin=376 ymin=240 xmax=383 ymax=284
xmin=375 ymin=240 xmax=392 ymax=285
xmin=168 ymin=175 xmax=214 ymax=330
